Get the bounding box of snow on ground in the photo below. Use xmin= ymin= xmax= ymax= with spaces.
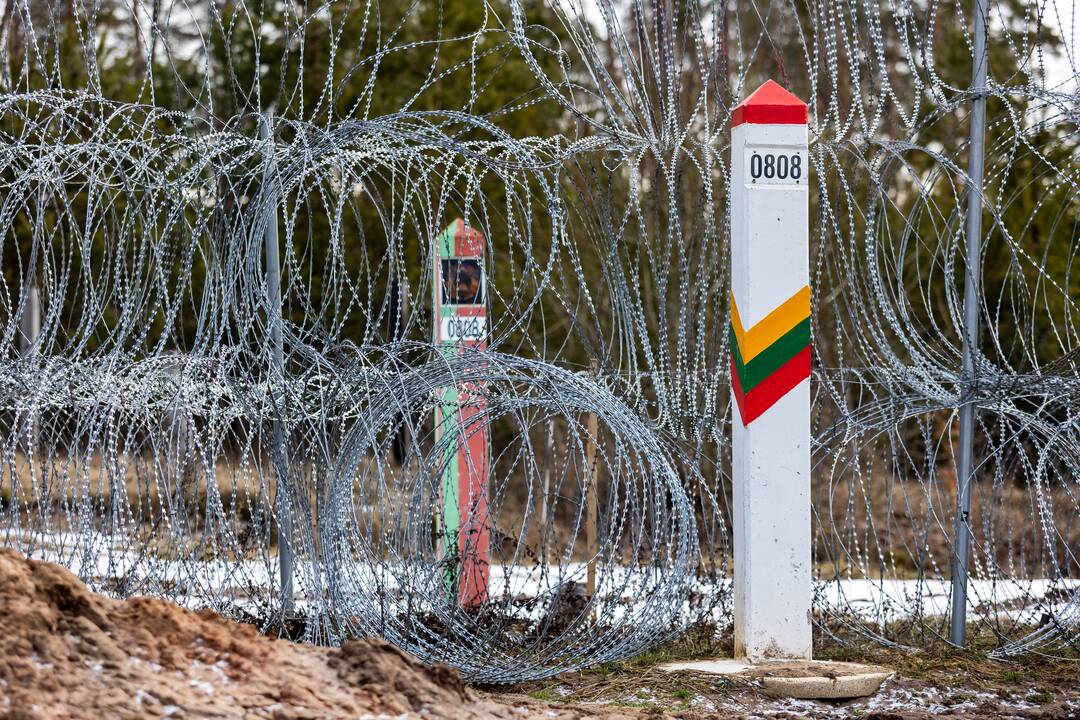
xmin=5 ymin=530 xmax=1077 ymax=628
xmin=700 ymin=678 xmax=1080 ymax=719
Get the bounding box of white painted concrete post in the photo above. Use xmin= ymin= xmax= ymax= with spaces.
xmin=730 ymin=80 xmax=812 ymax=661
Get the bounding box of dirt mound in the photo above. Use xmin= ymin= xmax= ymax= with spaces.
xmin=0 ymin=549 xmax=625 ymax=719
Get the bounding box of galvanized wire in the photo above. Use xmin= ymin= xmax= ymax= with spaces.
xmin=0 ymin=0 xmax=1077 ymax=682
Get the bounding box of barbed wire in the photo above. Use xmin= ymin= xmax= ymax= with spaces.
xmin=0 ymin=0 xmax=1077 ymax=681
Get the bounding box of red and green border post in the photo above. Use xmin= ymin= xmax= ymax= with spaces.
xmin=730 ymin=81 xmax=812 ymax=660
xmin=433 ymin=219 xmax=491 ymax=607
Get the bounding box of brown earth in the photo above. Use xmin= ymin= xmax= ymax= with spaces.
xmin=0 ymin=549 xmax=640 ymax=720
xmin=1 ymin=548 xmax=1077 ymax=720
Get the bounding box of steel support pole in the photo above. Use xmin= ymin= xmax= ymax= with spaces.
xmin=20 ymin=286 xmax=40 ymax=455
xmin=260 ymin=113 xmax=293 ymax=611
xmin=19 ymin=286 xmax=40 ymax=358
xmin=949 ymin=0 xmax=990 ymax=647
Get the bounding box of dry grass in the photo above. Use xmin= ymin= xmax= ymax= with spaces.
xmin=497 ymin=626 xmax=1080 ymax=717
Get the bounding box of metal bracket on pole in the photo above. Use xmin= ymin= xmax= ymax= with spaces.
xmin=19 ymin=285 xmax=40 ymax=456
xmin=260 ymin=112 xmax=294 ymax=612
xmin=950 ymin=0 xmax=990 ymax=648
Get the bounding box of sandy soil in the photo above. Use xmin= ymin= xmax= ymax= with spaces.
xmin=0 ymin=549 xmax=638 ymax=719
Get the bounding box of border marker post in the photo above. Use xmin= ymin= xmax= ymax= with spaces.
xmin=730 ymin=80 xmax=812 ymax=661
xmin=434 ymin=219 xmax=491 ymax=607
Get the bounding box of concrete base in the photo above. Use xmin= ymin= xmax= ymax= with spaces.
xmin=659 ymin=659 xmax=891 ymax=700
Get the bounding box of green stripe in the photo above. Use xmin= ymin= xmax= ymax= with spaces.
xmin=731 ymin=316 xmax=811 ymax=393
xmin=437 ymin=222 xmax=456 ymax=258
xmin=436 ymin=384 xmax=460 ymax=596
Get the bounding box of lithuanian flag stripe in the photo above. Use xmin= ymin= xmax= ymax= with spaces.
xmin=730 ymin=317 xmax=811 ymax=393
xmin=730 ymin=347 xmax=812 ymax=424
xmin=730 ymin=287 xmax=812 ymax=424
xmin=730 ymin=286 xmax=811 ymax=363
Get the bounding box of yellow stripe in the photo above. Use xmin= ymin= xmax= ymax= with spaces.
xmin=730 ymin=286 xmax=811 ymax=362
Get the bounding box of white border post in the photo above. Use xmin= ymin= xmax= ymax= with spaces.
xmin=730 ymin=80 xmax=812 ymax=661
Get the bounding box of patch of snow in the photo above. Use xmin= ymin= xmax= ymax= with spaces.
xmin=128 ymin=656 xmax=164 ymax=673
xmin=776 ymin=698 xmax=826 ymax=715
xmin=209 ymin=660 xmax=231 ymax=683
xmin=189 ymin=677 xmax=215 ymax=695
xmin=690 ymin=695 xmax=717 ymax=712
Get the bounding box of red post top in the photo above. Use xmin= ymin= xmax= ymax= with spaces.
xmin=454 ymin=218 xmax=486 ymax=257
xmin=731 ymin=80 xmax=808 ymax=127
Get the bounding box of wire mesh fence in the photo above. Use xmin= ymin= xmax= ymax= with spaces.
xmin=0 ymin=0 xmax=1077 ymax=682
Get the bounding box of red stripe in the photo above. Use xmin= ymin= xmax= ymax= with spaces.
xmin=731 ymin=104 xmax=808 ymax=127
xmin=456 ymin=393 xmax=490 ymax=607
xmin=454 ymin=219 xmax=486 ymax=257
xmin=731 ymin=346 xmax=811 ymax=425
xmin=730 ymin=80 xmax=808 ymax=127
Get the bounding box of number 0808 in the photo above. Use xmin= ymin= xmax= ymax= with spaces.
xmin=749 ymin=153 xmax=802 ymax=181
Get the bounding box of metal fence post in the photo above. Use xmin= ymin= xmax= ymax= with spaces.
xmin=950 ymin=0 xmax=991 ymax=647
xmin=585 ymin=358 xmax=600 ymax=598
xmin=260 ymin=112 xmax=294 ymax=612
xmin=19 ymin=285 xmax=40 ymax=455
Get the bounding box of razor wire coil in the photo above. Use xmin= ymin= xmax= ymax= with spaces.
xmin=0 ymin=0 xmax=1077 ymax=680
